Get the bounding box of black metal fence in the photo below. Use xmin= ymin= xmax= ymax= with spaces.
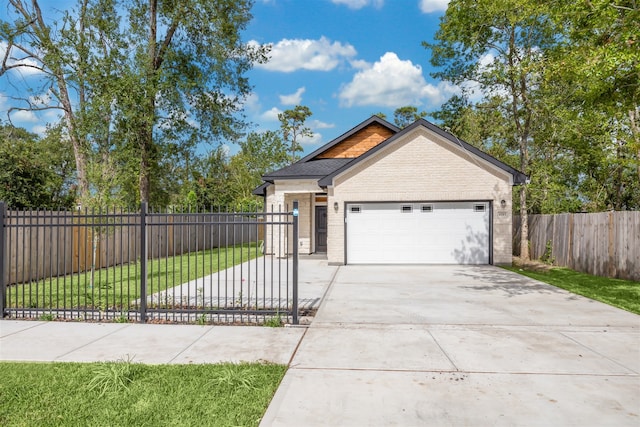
xmin=0 ymin=202 xmax=299 ymax=324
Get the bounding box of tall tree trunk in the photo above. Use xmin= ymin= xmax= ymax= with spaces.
xmin=519 ymin=169 xmax=530 ymax=261
xmin=139 ymin=0 xmax=158 ymax=204
xmin=629 ymin=108 xmax=640 ymax=183
xmin=139 ymin=127 xmax=152 ymax=204
xmin=518 ymin=101 xmax=530 ymax=260
xmin=14 ymin=0 xmax=90 ymax=202
xmin=506 ymin=27 xmax=531 ymax=261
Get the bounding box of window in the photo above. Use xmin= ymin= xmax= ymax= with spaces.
xmin=421 ymin=204 xmax=433 ymax=213
xmin=350 ymin=206 xmax=361 ymax=213
xmin=401 ymin=205 xmax=413 ymax=213
xmin=474 ymin=204 xmax=486 ymax=212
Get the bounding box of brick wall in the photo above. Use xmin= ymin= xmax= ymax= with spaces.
xmin=326 ymin=128 xmax=514 ymax=264
xmin=265 ymin=181 xmax=320 ymax=256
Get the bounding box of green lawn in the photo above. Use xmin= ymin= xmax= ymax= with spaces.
xmin=504 ymin=265 xmax=640 ymax=315
xmin=7 ymin=243 xmax=259 ymax=311
xmin=0 ymin=361 xmax=285 ymax=427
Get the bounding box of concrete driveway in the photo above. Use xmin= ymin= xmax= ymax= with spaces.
xmin=261 ymin=265 xmax=640 ymax=426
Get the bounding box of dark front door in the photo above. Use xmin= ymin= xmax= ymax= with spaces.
xmin=315 ymin=206 xmax=328 ymax=253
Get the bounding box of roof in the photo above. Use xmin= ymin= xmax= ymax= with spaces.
xmin=253 ymin=116 xmax=527 ymax=196
xmin=252 ymin=182 xmax=270 ymax=196
xmin=318 ymin=118 xmax=528 ymax=186
xmin=261 ymin=158 xmax=353 ymax=181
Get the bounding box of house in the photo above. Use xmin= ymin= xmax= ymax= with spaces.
xmin=253 ymin=116 xmax=527 ymax=265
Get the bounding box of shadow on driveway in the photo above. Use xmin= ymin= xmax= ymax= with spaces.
xmin=453 ymin=265 xmax=574 ymax=298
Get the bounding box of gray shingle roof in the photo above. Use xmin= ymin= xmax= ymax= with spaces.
xmin=261 ymin=158 xmax=353 ymax=181
xmin=253 ymin=116 xmax=527 ymax=197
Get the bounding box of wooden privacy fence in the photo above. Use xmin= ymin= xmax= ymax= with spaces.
xmin=2 ymin=206 xmax=259 ymax=286
xmin=513 ymin=211 xmax=640 ymax=281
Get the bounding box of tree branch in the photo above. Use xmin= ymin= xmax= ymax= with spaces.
xmin=155 ymin=16 xmax=180 ymax=70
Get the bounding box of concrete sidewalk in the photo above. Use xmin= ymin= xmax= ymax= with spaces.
xmin=0 ymin=257 xmax=337 ymax=365
xmin=260 ymin=265 xmax=640 ymax=427
xmin=0 ymin=320 xmax=306 ymax=364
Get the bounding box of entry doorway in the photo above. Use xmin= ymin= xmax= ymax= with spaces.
xmin=315 ymin=206 xmax=328 ymax=253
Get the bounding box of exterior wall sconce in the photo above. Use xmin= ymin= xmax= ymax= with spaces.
xmin=333 ymin=202 xmax=339 ymax=212
xmin=500 ymin=199 xmax=507 ymax=208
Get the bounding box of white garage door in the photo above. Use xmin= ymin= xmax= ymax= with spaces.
xmin=346 ymin=201 xmax=490 ymax=264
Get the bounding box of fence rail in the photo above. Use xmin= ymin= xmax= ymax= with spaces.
xmin=0 ymin=202 xmax=299 ymax=324
xmin=513 ymin=211 xmax=639 ymax=281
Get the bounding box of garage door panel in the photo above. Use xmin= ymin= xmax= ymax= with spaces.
xmin=346 ymin=202 xmax=489 ymax=264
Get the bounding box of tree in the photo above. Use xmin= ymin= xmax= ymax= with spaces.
xmin=544 ymin=0 xmax=640 ymax=211
xmin=238 ymin=130 xmax=290 ymax=177
xmin=0 ymin=123 xmax=76 ymax=208
xmin=278 ymin=105 xmax=313 ymax=163
xmin=425 ymin=0 xmax=560 ymax=260
xmin=183 ymin=131 xmax=289 ymax=210
xmin=393 ymin=106 xmax=427 ymax=128
xmin=1 ymin=0 xmax=268 ymax=205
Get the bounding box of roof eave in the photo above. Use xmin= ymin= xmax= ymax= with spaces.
xmin=261 ymin=175 xmax=327 ymax=181
xmin=252 ymin=182 xmax=270 ymax=196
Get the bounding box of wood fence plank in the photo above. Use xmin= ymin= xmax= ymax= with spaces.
xmin=516 ymin=211 xmax=639 ymax=281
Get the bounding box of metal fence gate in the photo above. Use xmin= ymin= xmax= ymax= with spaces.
xmin=0 ymin=202 xmax=299 ymax=324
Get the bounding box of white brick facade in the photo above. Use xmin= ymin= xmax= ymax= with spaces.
xmin=262 ymin=125 xmax=517 ymax=265
xmin=325 ymin=128 xmax=513 ymax=264
xmin=265 ymin=180 xmax=321 ymax=256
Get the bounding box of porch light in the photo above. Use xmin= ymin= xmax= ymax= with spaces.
xmin=333 ymin=202 xmax=339 ymax=212
xmin=500 ymin=199 xmax=507 ymax=208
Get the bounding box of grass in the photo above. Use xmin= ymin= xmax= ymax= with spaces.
xmin=0 ymin=361 xmax=286 ymax=427
xmin=264 ymin=312 xmax=284 ymax=327
xmin=7 ymin=243 xmax=259 ymax=310
xmin=504 ymin=265 xmax=640 ymax=315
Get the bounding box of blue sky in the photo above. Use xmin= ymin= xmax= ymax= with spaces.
xmin=1 ymin=0 xmax=455 ymax=155
xmin=244 ymin=0 xmax=453 ymax=152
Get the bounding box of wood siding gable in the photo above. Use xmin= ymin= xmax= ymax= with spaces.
xmin=316 ymin=123 xmax=395 ymax=159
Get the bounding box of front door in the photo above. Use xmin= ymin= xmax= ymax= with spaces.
xmin=315 ymin=206 xmax=328 ymax=253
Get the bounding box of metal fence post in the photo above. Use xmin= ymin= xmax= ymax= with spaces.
xmin=139 ymin=202 xmax=148 ymax=323
xmin=292 ymin=201 xmax=299 ymax=325
xmin=0 ymin=202 xmax=6 ymax=318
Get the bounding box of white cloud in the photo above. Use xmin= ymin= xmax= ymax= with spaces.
xmin=478 ymin=52 xmax=495 ymax=68
xmin=28 ymin=91 xmax=53 ymax=108
xmin=11 ymin=109 xmax=39 ymax=123
xmin=310 ymin=119 xmax=335 ymax=130
xmin=299 ymin=132 xmax=323 ymax=146
xmin=349 ymin=59 xmax=371 ymax=70
xmin=43 ymin=109 xmax=62 ymax=121
xmin=331 ymin=0 xmax=384 ymax=9
xmin=260 ymin=107 xmax=282 ymax=122
xmin=31 ymin=125 xmax=48 ymax=136
xmin=419 ymin=0 xmax=449 ymax=13
xmin=243 ymin=92 xmax=262 ymax=114
xmin=338 ymin=52 xmax=458 ymax=108
xmin=279 ymin=87 xmax=306 ymax=105
xmin=251 ymin=37 xmax=357 ymax=73
xmin=0 ymin=41 xmax=44 ymax=77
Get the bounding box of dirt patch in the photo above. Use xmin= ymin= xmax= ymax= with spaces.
xmin=512 ymin=256 xmax=556 ymax=273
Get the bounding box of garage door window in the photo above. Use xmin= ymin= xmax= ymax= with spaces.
xmin=474 ymin=204 xmax=486 ymax=212
xmin=401 ymin=205 xmax=413 ymax=213
xmin=421 ymin=204 xmax=433 ymax=213
xmin=350 ymin=205 xmax=361 ymax=213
